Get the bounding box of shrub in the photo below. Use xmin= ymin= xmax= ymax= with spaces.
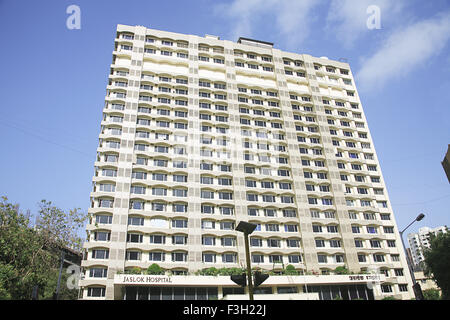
xmin=126 ymin=267 xmax=142 ymax=275
xmin=146 ymin=263 xmax=164 ymax=275
xmin=334 ymin=266 xmax=350 ymax=275
xmin=200 ymin=267 xmax=219 ymax=276
xmin=285 ymin=264 xmax=299 ymax=275
xmin=381 ymin=296 xmax=397 ymax=300
xmin=423 ymin=288 xmax=441 ymax=300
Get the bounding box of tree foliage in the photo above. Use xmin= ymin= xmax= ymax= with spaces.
xmin=35 ymin=200 xmax=87 ymax=252
xmin=0 ymin=197 xmax=87 ymax=300
xmin=423 ymin=231 xmax=450 ymax=300
xmin=422 ymin=288 xmax=441 ymax=300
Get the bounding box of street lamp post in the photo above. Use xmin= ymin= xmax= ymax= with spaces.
xmin=235 ymin=221 xmax=258 ymax=300
xmin=399 ymin=213 xmax=425 ymax=300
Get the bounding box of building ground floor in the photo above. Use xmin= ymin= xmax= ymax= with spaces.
xmin=121 ymin=283 xmax=374 ymax=300
xmin=80 ymin=273 xmax=414 ymax=300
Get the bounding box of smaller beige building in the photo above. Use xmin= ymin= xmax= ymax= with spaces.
xmin=414 ymin=271 xmax=440 ymax=292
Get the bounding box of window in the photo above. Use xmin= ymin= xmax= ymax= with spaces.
xmin=172 ymin=252 xmax=187 ymax=262
xmin=96 ymin=215 xmax=112 ymax=224
xmin=130 ymin=200 xmax=144 ymax=210
xmin=381 ymin=285 xmax=392 ymax=293
xmin=89 ymin=268 xmax=108 ymax=278
xmin=220 ymin=221 xmax=234 ymax=230
xmin=250 ymin=237 xmax=263 ymax=248
xmin=131 ymin=186 xmax=146 ymax=195
xmin=149 ymin=235 xmax=165 ymax=244
xmin=383 ymin=226 xmax=394 ymax=234
xmin=202 ymin=220 xmax=215 ymax=230
xmin=266 ymin=224 xmax=279 ymax=232
xmin=126 ymin=251 xmax=141 ymax=261
xmin=127 ymin=233 xmax=143 ymax=243
xmin=203 ymin=253 xmax=216 ymax=263
xmin=222 ymin=253 xmax=237 ymax=263
xmin=152 ymin=188 xmax=167 ymax=196
xmin=269 ymin=255 xmax=283 ymax=263
xmin=252 ymin=254 xmax=264 ymax=263
xmin=173 ymin=189 xmax=187 ymax=197
xmin=366 ymin=226 xmax=377 ymax=234
xmin=395 ymin=269 xmax=404 ymax=276
xmin=87 ymin=287 xmax=106 ymax=297
xmin=220 ymin=207 xmax=234 ymax=216
xmin=315 ymin=239 xmax=325 ymax=247
xmin=399 ymin=284 xmax=408 ymax=292
xmin=202 ymin=236 xmax=215 ymax=246
xmin=92 ymin=249 xmax=109 ymax=259
xmin=370 ymin=240 xmax=381 ymax=248
xmin=94 ymin=231 xmax=110 ymax=241
xmin=284 ymin=224 xmax=298 ymax=232
xmin=327 ymin=225 xmax=338 ymax=233
xmin=149 ymin=252 xmax=165 ymax=262
xmin=173 ymin=175 xmax=187 ymax=183
xmin=391 ymin=255 xmax=400 ymax=262
xmin=172 ymin=235 xmax=187 ymax=245
xmin=387 ymin=240 xmax=396 ymax=248
xmin=201 ymin=190 xmax=214 ymax=199
xmin=288 ymin=255 xmax=302 ymax=263
xmin=172 ymin=219 xmax=187 ymax=228
xmin=286 ymin=239 xmax=300 ymax=248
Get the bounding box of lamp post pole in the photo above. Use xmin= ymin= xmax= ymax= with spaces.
xmin=243 ymin=231 xmax=254 ymax=300
xmin=399 ymin=213 xmax=425 ymax=299
xmin=235 ymin=221 xmax=257 ymax=301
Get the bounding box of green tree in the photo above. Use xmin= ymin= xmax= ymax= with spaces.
xmin=35 ymin=200 xmax=87 ymax=252
xmin=0 ymin=197 xmax=87 ymax=300
xmin=423 ymin=231 xmax=450 ymax=300
xmin=0 ymin=197 xmax=56 ymax=299
xmin=422 ymin=288 xmax=441 ymax=300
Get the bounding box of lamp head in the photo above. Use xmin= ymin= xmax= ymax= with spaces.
xmin=416 ymin=213 xmax=425 ymax=222
xmin=236 ymin=221 xmax=257 ymax=234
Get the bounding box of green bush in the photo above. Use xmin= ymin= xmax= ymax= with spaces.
xmin=126 ymin=267 xmax=142 ymax=275
xmin=285 ymin=264 xmax=299 ymax=275
xmin=334 ymin=266 xmax=350 ymax=275
xmin=381 ymin=296 xmax=397 ymax=300
xmin=423 ymin=288 xmax=441 ymax=300
xmin=146 ymin=264 xmax=164 ymax=275
xmin=200 ymin=267 xmax=219 ymax=276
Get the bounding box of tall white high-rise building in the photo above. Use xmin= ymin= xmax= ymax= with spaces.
xmin=408 ymin=226 xmax=448 ymax=267
xmin=79 ymin=24 xmax=414 ymax=300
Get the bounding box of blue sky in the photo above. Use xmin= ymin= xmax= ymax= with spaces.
xmin=0 ymin=0 xmax=449 ymax=239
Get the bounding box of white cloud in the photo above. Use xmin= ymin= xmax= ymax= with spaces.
xmin=326 ymin=0 xmax=406 ymax=48
xmin=215 ymin=0 xmax=320 ymax=48
xmin=356 ymin=12 xmax=450 ymax=91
